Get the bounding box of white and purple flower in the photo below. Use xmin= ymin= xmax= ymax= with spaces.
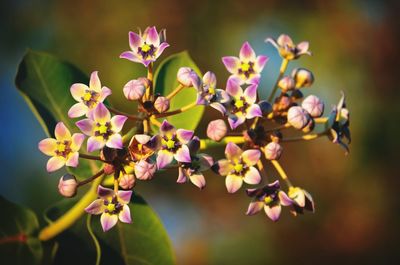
xmin=265 ymin=34 xmax=311 ymax=60
xmin=85 ymin=185 xmax=132 ymax=232
xmin=288 ymin=186 xmax=315 ymax=216
xmin=76 ymin=103 xmax=127 ymax=152
xmin=120 ymin=26 xmax=169 ymax=67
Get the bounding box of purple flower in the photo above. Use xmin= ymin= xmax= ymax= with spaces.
xmin=76 ymin=103 xmax=127 ymax=152
xmin=68 ymin=71 xmax=112 ymax=119
xmin=120 ymin=26 xmax=169 ymax=67
xmin=225 ymin=78 xmax=262 ymax=129
xmin=156 ymin=120 xmax=194 ymax=169
xmin=288 ymin=186 xmax=315 ymax=216
xmin=85 ymin=185 xmax=132 ymax=232
xmin=38 ymin=122 xmax=85 ymax=172
xmin=196 ymin=71 xmax=230 ymax=115
xmin=213 ymin=142 xmax=261 ymax=193
xmin=265 ymin=34 xmax=311 ymax=60
xmin=246 ymin=181 xmax=293 ymax=222
xmin=222 ymin=42 xmax=268 ymax=85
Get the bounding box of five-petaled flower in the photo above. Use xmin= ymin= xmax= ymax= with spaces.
xmin=76 ymin=103 xmax=127 ymax=152
xmin=120 ymin=26 xmax=169 ymax=67
xmin=156 ymin=120 xmax=194 ymax=169
xmin=38 ymin=122 xmax=85 ymax=172
xmin=85 ymin=185 xmax=132 ymax=232
xmin=288 ymin=186 xmax=315 ymax=216
xmin=222 ymin=42 xmax=268 ymax=85
xmin=68 ymin=71 xmax=112 ymax=119
xmin=246 ymin=180 xmax=293 ymax=221
xmin=265 ymin=34 xmax=311 ymax=60
xmin=196 ymin=71 xmax=230 ymax=115
xmin=225 ymin=78 xmax=262 ymax=129
xmin=213 ymin=142 xmax=261 ymax=193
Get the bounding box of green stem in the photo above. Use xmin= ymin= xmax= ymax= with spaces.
xmin=155 ymin=101 xmax=197 ymax=118
xmin=282 ymin=131 xmax=327 ymax=142
xmin=267 ymin=58 xmax=289 ymax=103
xmin=271 ymin=159 xmax=292 ymax=187
xmin=200 ymin=136 xmax=245 ymax=150
xmin=107 ymin=106 xmax=143 ymax=121
xmin=166 ymin=84 xmax=184 ymax=100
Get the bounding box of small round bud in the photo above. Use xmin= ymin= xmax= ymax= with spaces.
xmin=302 ymin=95 xmax=324 ymax=118
xmin=123 ymin=78 xmax=148 ymax=101
xmin=302 ymin=118 xmax=315 ymax=133
xmin=177 ymin=67 xmax=201 ymax=88
xmin=58 ymin=174 xmax=78 ymax=198
xmin=103 ymin=164 xmax=115 ymax=175
xmin=119 ymin=174 xmax=135 ymax=189
xmin=278 ymin=76 xmax=295 ymax=92
xmin=154 ymin=96 xmax=170 ymax=113
xmin=291 ymin=68 xmax=314 ymax=88
xmin=258 ymin=100 xmax=273 ymax=117
xmin=135 ymin=160 xmax=157 ymax=180
xmin=207 ymin=119 xmax=227 ymax=142
xmin=264 ymin=142 xmax=283 ymax=160
xmin=287 ymin=106 xmax=310 ymax=129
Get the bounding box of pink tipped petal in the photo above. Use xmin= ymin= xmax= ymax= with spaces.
xmin=76 ymin=119 xmax=94 ymax=136
xmin=239 ymin=42 xmax=256 ymax=61
xmin=111 ymin=115 xmax=127 ymax=132
xmin=190 ymin=174 xmax=206 ymax=189
xmin=129 ymin=31 xmax=142 ymax=50
xmin=174 ymin=144 xmax=191 ymax=163
xmin=87 ymin=136 xmax=105 ymax=152
xmin=222 ymin=56 xmax=240 ymax=74
xmin=264 ymin=204 xmax=282 ymax=222
xmin=198 ymin=154 xmax=214 ymax=171
xmin=246 ymin=201 xmax=264 ymax=215
xmin=225 ymin=142 xmax=242 ymax=161
xmin=278 ymin=191 xmax=293 ymax=206
xmin=228 ymin=114 xmax=246 ymax=130
xmin=117 ymin=190 xmax=132 ymax=204
xmin=55 ymin=122 xmax=71 ymax=141
xmin=225 ymin=174 xmax=243 ymax=193
xmin=203 ymin=71 xmax=217 ymax=87
xmin=38 ymin=138 xmax=57 ymax=156
xmin=120 ymin=51 xmax=142 ymax=63
xmin=46 ymin=156 xmax=66 ymax=172
xmin=214 ymin=159 xmax=233 ymax=176
xmin=85 ymin=199 xmax=104 ymax=215
xmin=156 ymin=150 xmax=174 ymax=169
xmin=145 ymin=26 xmax=160 ymax=46
xmin=93 ymin=103 xmax=111 ymax=123
xmin=246 ymin=104 xmax=262 ymax=119
xmin=119 ymin=205 xmax=132 ymax=223
xmin=243 ymin=166 xmax=261 ymax=185
xmin=244 ymin=84 xmax=258 ymax=104
xmin=156 ymin=42 xmax=170 ymax=57
xmin=210 ymin=102 xmax=226 ymax=115
xmin=255 ymin=55 xmax=269 ymax=72
xmin=296 ymin=41 xmax=310 ymax=54
xmin=101 ymin=213 xmax=118 ymax=232
xmin=277 ymin=34 xmax=294 ymax=47
xmin=226 ymin=77 xmax=243 ymax=98
xmin=66 ymin=152 xmax=79 ymax=167
xmin=98 ymin=185 xmax=114 ymax=198
xmin=100 ymin=86 xmax=112 ymax=101
xmin=68 ymin=103 xmax=88 ymax=118
xmin=89 ymin=71 xmax=101 ymax=92
xmin=71 ymin=133 xmax=85 ymax=151
xmin=70 ymin=83 xmax=88 ymax=102
xmin=177 ymin=168 xmax=187 ymax=183
xmin=242 ymin=149 xmax=261 ymax=166
xmin=160 ymin=120 xmax=175 ymax=134
xmin=134 ymin=134 xmax=151 ymax=144
xmin=176 ymin=129 xmax=194 ymax=144
xmin=106 ymin=134 xmax=123 ymax=149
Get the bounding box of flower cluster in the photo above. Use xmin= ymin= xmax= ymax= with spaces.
xmin=38 ymin=26 xmax=350 ymax=231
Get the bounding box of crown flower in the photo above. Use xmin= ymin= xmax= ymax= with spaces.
xmin=266 ymin=34 xmax=311 ymax=60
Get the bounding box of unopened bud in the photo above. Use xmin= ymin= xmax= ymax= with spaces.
xmin=207 ymin=119 xmax=227 ymax=142
xmin=278 ymin=76 xmax=295 ymax=92
xmin=135 ymin=160 xmax=157 ymax=180
xmin=292 ymin=68 xmax=314 ymax=88
xmin=123 ymin=78 xmax=148 ymax=101
xmin=177 ymin=67 xmax=201 ymax=89
xmin=258 ymin=100 xmax=273 ymax=117
xmin=302 ymin=95 xmax=324 ymax=118
xmin=287 ymin=106 xmax=310 ymax=129
xmin=58 ymin=174 xmax=78 ymax=198
xmin=154 ymin=96 xmax=170 ymax=113
xmin=264 ymin=142 xmax=283 ymax=160
xmin=119 ymin=174 xmax=135 ymax=189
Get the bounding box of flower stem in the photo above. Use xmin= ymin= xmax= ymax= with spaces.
xmin=38 ymin=174 xmax=104 ymax=241
xmin=143 ymin=119 xmax=150 ymax=134
xmin=155 ymin=101 xmax=197 ymax=118
xmin=150 ymin=116 xmax=162 ymax=127
xmin=77 ymin=169 xmax=105 ymax=187
xmin=282 ymin=131 xmax=327 ymax=142
xmin=314 ymin=117 xmax=328 ymax=123
xmin=271 ymin=160 xmax=292 ymax=187
xmin=79 ymin=154 xmax=110 ymax=164
xmin=267 ymin=58 xmax=289 ymax=103
xmin=166 ymin=84 xmax=184 ymax=100
xmin=200 ymin=136 xmax=245 ymax=150
xmin=107 ymin=106 xmax=143 ymax=121
xmin=146 ymin=63 xmax=154 ymax=100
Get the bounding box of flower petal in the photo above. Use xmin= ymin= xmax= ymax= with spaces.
xmin=177 ymin=167 xmax=187 ymax=183
xmin=85 ymin=199 xmax=104 ymax=215
xmin=239 ymin=42 xmax=256 ymax=61
xmin=244 ymin=84 xmax=258 ymax=104
xmin=129 ymin=31 xmax=142 ymax=50
xmin=71 ymin=133 xmax=85 ymax=151
xmin=174 ymin=144 xmax=191 ymax=163
xmin=106 ymin=134 xmax=123 ymax=149
xmin=55 ymin=122 xmax=71 ymax=141
xmin=203 ymin=71 xmax=217 ymax=87
xmin=245 ymin=104 xmax=262 ymax=119
xmin=225 ymin=174 xmax=243 ymax=193
xmin=118 ymin=205 xmax=132 ymax=224
xmin=225 ymin=142 xmax=242 ymax=161
xmin=222 ymin=56 xmax=240 ymax=74
xmin=265 ymin=37 xmax=279 ymax=49
xmin=228 ymin=113 xmax=246 ymax=130
xmin=66 ymin=152 xmax=79 ymax=167
xmin=134 ymin=134 xmax=151 ymax=144
xmin=100 ymin=213 xmax=118 ymax=232
xmin=243 ymin=166 xmax=261 ymax=185
xmin=210 ymin=102 xmax=226 ymax=115
xmin=156 ymin=150 xmax=174 ymax=169
xmin=38 ymin=138 xmax=57 ymax=156
xmin=68 ymin=102 xmax=88 ymax=118
xmin=145 ymin=26 xmax=160 ymax=47
xmin=110 ymin=115 xmax=127 ymax=132
xmin=70 ymin=83 xmax=88 ymax=102
xmin=93 ymin=103 xmax=111 ymax=123
xmin=277 ymin=34 xmax=294 ymax=47
xmin=76 ymin=119 xmax=94 ymax=136
xmin=176 ymin=129 xmax=194 ymax=144
xmin=160 ymin=120 xmax=175 ymax=134
xmin=117 ymin=190 xmax=132 ymax=204
xmin=87 ymin=136 xmax=105 ymax=152
xmin=120 ymin=51 xmax=142 ymax=63
xmin=246 ymin=201 xmax=264 ymax=215
xmin=212 ymin=159 xmax=233 ymax=176
xmin=46 ymin=156 xmax=66 ymax=172
xmin=226 ymin=77 xmax=243 ymax=98
xmin=296 ymin=41 xmax=310 ymax=55
xmin=264 ymin=204 xmax=282 ymax=222
xmin=156 ymin=42 xmax=170 ymax=58
xmin=198 ymin=154 xmax=214 ymax=171
xmin=89 ymin=71 xmax=101 ymax=92
xmin=278 ymin=191 xmax=293 ymax=206
xmin=242 ymin=149 xmax=261 ymax=166
xmin=99 ymin=86 xmax=112 ymax=102
xmin=254 ymin=55 xmax=269 ymax=73
xmin=98 ymin=185 xmax=114 ymax=198
xmin=189 ymin=173 xmax=206 ymax=189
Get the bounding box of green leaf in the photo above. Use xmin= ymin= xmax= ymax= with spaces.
xmin=46 ymin=195 xmax=176 ymax=265
xmin=15 ymin=50 xmax=100 ymax=179
xmin=154 ymin=51 xmax=204 ymax=131
xmin=0 ymin=196 xmax=43 ymax=265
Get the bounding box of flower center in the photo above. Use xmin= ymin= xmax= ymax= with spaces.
xmin=166 ymin=139 xmax=175 ymax=149
xmin=95 ymin=122 xmax=113 ymax=140
xmin=238 ymin=61 xmax=254 ymax=78
xmin=107 ymin=203 xmax=116 ymax=212
xmin=55 ymin=140 xmax=72 ymax=157
xmin=264 ymin=196 xmax=273 ymax=204
xmin=138 ymin=42 xmax=156 ymax=59
xmin=234 ymin=163 xmax=243 ymax=173
xmin=81 ymin=90 xmax=100 ymax=108
xmin=141 ymin=44 xmax=151 ymax=52
xmin=208 ymin=86 xmax=216 ymax=95
xmin=235 ymin=99 xmax=244 ymax=109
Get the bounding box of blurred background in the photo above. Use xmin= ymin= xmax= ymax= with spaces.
xmin=1 ymin=0 xmax=399 ymax=264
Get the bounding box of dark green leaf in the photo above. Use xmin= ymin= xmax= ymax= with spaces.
xmin=0 ymin=196 xmax=43 ymax=265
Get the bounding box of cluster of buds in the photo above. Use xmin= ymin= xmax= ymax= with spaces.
xmin=38 ymin=27 xmax=350 ymax=230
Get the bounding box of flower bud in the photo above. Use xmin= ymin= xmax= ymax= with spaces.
xmin=135 ymin=160 xmax=157 ymax=180
xmin=207 ymin=119 xmax=227 ymax=142
xmin=287 ymin=106 xmax=310 ymax=129
xmin=278 ymin=76 xmax=295 ymax=92
xmin=177 ymin=67 xmax=201 ymax=89
xmin=119 ymin=174 xmax=135 ymax=189
xmin=154 ymin=96 xmax=170 ymax=113
xmin=291 ymin=68 xmax=314 ymax=88
xmin=123 ymin=78 xmax=148 ymax=101
xmin=264 ymin=142 xmax=283 ymax=160
xmin=302 ymin=95 xmax=324 ymax=118
xmin=258 ymin=100 xmax=273 ymax=117
xmin=103 ymin=164 xmax=115 ymax=175
xmin=58 ymin=174 xmax=78 ymax=198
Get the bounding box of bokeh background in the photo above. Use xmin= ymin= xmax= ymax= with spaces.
xmin=1 ymin=0 xmax=399 ymax=264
